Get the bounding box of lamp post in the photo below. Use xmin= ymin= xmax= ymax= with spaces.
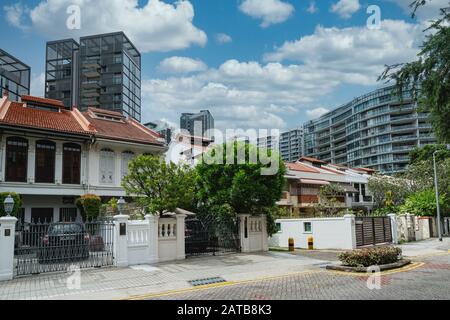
xmin=433 ymin=145 xmax=450 ymax=242
xmin=117 ymin=197 xmax=126 ymax=215
xmin=3 ymin=195 xmax=14 ymax=217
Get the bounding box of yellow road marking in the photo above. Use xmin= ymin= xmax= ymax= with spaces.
xmin=124 ymin=269 xmax=320 ymax=300
xmin=327 ymin=262 xmax=425 ymax=277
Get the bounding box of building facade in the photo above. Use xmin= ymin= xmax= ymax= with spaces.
xmin=277 ymin=157 xmax=374 ymax=216
xmin=180 ymin=110 xmax=214 ymax=139
xmin=279 ymin=128 xmax=304 ymax=162
xmin=303 ymin=86 xmax=436 ymax=174
xmin=0 ymin=95 xmax=165 ymax=223
xmin=257 ymin=135 xmax=279 ymax=152
xmin=45 ymin=32 xmax=141 ymax=122
xmin=0 ymin=49 xmax=30 ymax=102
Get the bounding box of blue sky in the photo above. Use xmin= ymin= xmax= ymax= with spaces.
xmin=0 ymin=0 xmax=445 ymax=131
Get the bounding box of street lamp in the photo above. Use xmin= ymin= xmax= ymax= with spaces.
xmin=117 ymin=197 xmax=126 ymax=215
xmin=3 ymin=194 xmax=14 ymax=217
xmin=433 ymin=145 xmax=450 ymax=242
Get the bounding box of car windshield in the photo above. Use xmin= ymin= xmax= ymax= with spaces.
xmin=49 ymin=224 xmax=83 ymax=235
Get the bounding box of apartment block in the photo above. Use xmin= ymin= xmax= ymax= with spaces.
xmin=279 ymin=128 xmax=304 ymax=162
xmin=0 ymin=49 xmax=30 ymax=102
xmin=303 ymin=86 xmax=436 ymax=174
xmin=180 ymin=110 xmax=214 ymax=139
xmin=257 ymin=135 xmax=279 ymax=152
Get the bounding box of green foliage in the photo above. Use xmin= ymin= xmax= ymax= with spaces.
xmin=76 ymin=194 xmax=102 ymax=221
xmin=368 ymin=174 xmax=412 ymax=209
xmin=400 ymin=189 xmax=448 ymax=217
xmin=0 ymin=192 xmax=22 ymax=217
xmin=196 ymin=142 xmax=286 ymax=215
xmin=312 ymin=183 xmax=346 ymax=216
xmin=380 ymin=2 xmax=450 ymax=143
xmin=338 ymin=247 xmax=402 ymax=267
xmin=265 ymin=207 xmax=279 ymax=237
xmin=122 ymin=155 xmax=196 ymax=215
xmin=409 ymin=144 xmax=450 ymax=165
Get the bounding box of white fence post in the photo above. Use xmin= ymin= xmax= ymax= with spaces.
xmin=344 ymin=214 xmax=356 ymax=249
xmin=238 ymin=214 xmax=251 ymax=253
xmin=175 ymin=212 xmax=186 ymax=260
xmin=262 ymin=215 xmax=269 ymax=252
xmin=388 ymin=213 xmax=398 ymax=244
xmin=0 ymin=216 xmax=17 ymax=281
xmin=145 ymin=214 xmax=159 ymax=264
xmin=113 ymin=214 xmax=129 ymax=267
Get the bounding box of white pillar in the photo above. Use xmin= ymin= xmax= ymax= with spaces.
xmin=145 ymin=214 xmax=159 ymax=264
xmin=238 ymin=214 xmax=251 ymax=253
xmin=175 ymin=213 xmax=186 ymax=260
xmin=113 ymin=214 xmax=129 ymax=267
xmin=261 ymin=215 xmax=269 ymax=252
xmin=27 ymin=142 xmax=35 ymax=184
xmin=0 ymin=216 xmax=18 ymax=281
xmin=55 ymin=143 xmax=63 ymax=185
xmin=388 ymin=213 xmax=399 ymax=244
xmin=344 ymin=214 xmax=356 ymax=249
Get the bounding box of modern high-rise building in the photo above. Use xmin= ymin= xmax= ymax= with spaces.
xmin=0 ymin=49 xmax=30 ymax=102
xmin=257 ymin=135 xmax=279 ymax=152
xmin=144 ymin=121 xmax=172 ymax=144
xmin=45 ymin=32 xmax=141 ymax=121
xmin=279 ymin=128 xmax=304 ymax=162
xmin=303 ymin=86 xmax=436 ymax=174
xmin=180 ymin=110 xmax=214 ymax=138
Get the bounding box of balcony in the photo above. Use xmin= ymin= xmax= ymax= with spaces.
xmin=393 ymin=155 xmax=410 ymax=162
xmin=392 ymin=145 xmax=415 ymax=152
xmin=391 ymin=135 xmax=417 ymax=142
xmin=391 ymin=124 xmax=417 ymax=133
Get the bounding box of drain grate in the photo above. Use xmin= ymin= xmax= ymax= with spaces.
xmin=189 ymin=277 xmax=227 ymax=286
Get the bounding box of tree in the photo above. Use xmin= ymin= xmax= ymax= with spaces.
xmin=196 ymin=142 xmax=286 ymax=216
xmin=400 ymin=189 xmax=449 ymax=217
xmin=368 ymin=174 xmax=413 ymax=210
xmin=75 ymin=194 xmax=102 ymax=221
xmin=312 ymin=183 xmax=347 ymax=216
xmin=409 ymin=144 xmax=450 ymax=164
xmin=380 ymin=1 xmax=450 ymax=143
xmin=122 ymin=155 xmax=196 ymax=216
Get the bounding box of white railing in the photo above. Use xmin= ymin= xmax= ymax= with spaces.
xmin=158 ymin=219 xmax=177 ymax=239
xmin=127 ymin=220 xmax=150 ymax=247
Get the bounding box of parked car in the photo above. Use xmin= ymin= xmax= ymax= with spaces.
xmin=38 ymin=222 xmax=90 ymax=264
xmin=185 ymin=218 xmax=210 ymax=253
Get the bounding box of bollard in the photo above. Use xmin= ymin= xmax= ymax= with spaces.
xmin=308 ymin=236 xmax=314 ymax=250
xmin=288 ymin=238 xmax=295 ymax=251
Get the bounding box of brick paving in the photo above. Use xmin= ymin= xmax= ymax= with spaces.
xmin=148 ymin=254 xmax=450 ymax=300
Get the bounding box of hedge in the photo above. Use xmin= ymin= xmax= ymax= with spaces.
xmin=338 ymin=246 xmax=402 ymax=267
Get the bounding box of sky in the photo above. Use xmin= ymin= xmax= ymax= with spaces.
xmin=0 ymin=0 xmax=447 ymax=132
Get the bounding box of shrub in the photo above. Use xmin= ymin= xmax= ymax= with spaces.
xmin=0 ymin=192 xmax=22 ymax=217
xmin=76 ymin=194 xmax=102 ymax=221
xmin=338 ymin=246 xmax=402 ymax=267
xmin=400 ymin=189 xmax=448 ymax=217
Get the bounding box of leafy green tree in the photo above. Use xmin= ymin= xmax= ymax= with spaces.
xmin=400 ymin=189 xmax=449 ymax=217
xmin=380 ymin=1 xmax=450 ymax=143
xmin=196 ymin=142 xmax=286 ymax=215
xmin=312 ymin=183 xmax=347 ymax=216
xmin=0 ymin=192 xmax=22 ymax=217
xmin=368 ymin=174 xmax=412 ymax=210
xmin=409 ymin=144 xmax=450 ymax=164
xmin=75 ymin=194 xmax=102 ymax=221
xmin=122 ymin=155 xmax=196 ymax=216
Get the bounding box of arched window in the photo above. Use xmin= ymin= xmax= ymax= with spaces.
xmin=62 ymin=143 xmax=81 ymax=184
xmin=99 ymin=148 xmax=115 ymax=184
xmin=121 ymin=151 xmax=135 ymax=179
xmin=5 ymin=137 xmax=28 ymax=182
xmin=35 ymin=140 xmax=56 ymax=183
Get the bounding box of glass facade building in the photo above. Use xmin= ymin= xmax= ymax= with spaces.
xmin=279 ymin=128 xmax=304 ymax=162
xmin=0 ymin=49 xmax=30 ymax=102
xmin=180 ymin=110 xmax=214 ymax=138
xmin=45 ymin=32 xmax=141 ymax=121
xmin=303 ymin=86 xmax=436 ymax=174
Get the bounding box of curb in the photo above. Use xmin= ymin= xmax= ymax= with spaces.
xmin=325 ymin=259 xmax=412 ymax=273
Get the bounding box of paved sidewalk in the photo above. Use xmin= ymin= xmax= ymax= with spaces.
xmin=398 ymin=238 xmax=450 ymax=257
xmin=0 ymin=252 xmax=325 ymax=300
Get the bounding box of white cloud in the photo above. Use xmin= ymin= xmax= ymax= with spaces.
xmin=386 ymin=0 xmax=448 ymax=22
xmin=307 ymin=1 xmax=318 ymax=14
xmin=6 ymin=0 xmax=207 ymax=53
xmin=30 ymin=72 xmax=45 ymax=97
xmin=264 ymin=20 xmax=423 ymax=85
xmin=4 ymin=3 xmax=29 ymax=29
xmin=306 ymin=107 xmax=330 ymax=119
xmin=330 ymin=0 xmax=360 ymax=19
xmin=215 ymin=33 xmax=232 ymax=44
xmin=239 ymin=0 xmax=294 ymax=28
xmin=158 ymin=56 xmax=207 ymax=74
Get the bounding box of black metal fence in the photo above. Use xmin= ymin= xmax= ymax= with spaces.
xmin=14 ymin=219 xmax=114 ymax=277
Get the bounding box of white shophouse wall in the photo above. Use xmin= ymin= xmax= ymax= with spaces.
xmin=269 ymin=215 xmax=356 ymax=250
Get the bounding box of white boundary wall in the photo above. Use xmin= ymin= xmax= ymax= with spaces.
xmin=269 ymin=215 xmax=356 ymax=250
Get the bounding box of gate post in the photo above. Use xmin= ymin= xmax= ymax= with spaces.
xmin=344 ymin=214 xmax=356 ymax=249
xmin=262 ymin=215 xmax=269 ymax=252
xmin=238 ymin=214 xmax=251 ymax=253
xmin=113 ymin=214 xmax=129 ymax=267
xmin=388 ymin=214 xmax=398 ymax=244
xmin=0 ymin=216 xmax=17 ymax=281
xmin=175 ymin=212 xmax=187 ymax=260
xmin=145 ymin=214 xmax=159 ymax=264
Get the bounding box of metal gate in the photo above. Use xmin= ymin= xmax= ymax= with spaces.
xmin=14 ymin=219 xmax=114 ymax=277
xmin=185 ymin=214 xmax=240 ymax=257
xmin=355 ymin=216 xmax=392 ymax=247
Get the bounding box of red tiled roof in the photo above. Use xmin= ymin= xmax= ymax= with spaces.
xmin=21 ymin=95 xmax=65 ymax=108
xmin=298 ymin=156 xmax=327 ymax=164
xmin=83 ymin=111 xmax=164 ymax=146
xmin=286 ymin=162 xmax=321 ymax=173
xmin=353 ymin=167 xmax=376 ymax=173
xmin=88 ymin=107 xmax=124 ymax=118
xmin=0 ymin=102 xmax=89 ymax=135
